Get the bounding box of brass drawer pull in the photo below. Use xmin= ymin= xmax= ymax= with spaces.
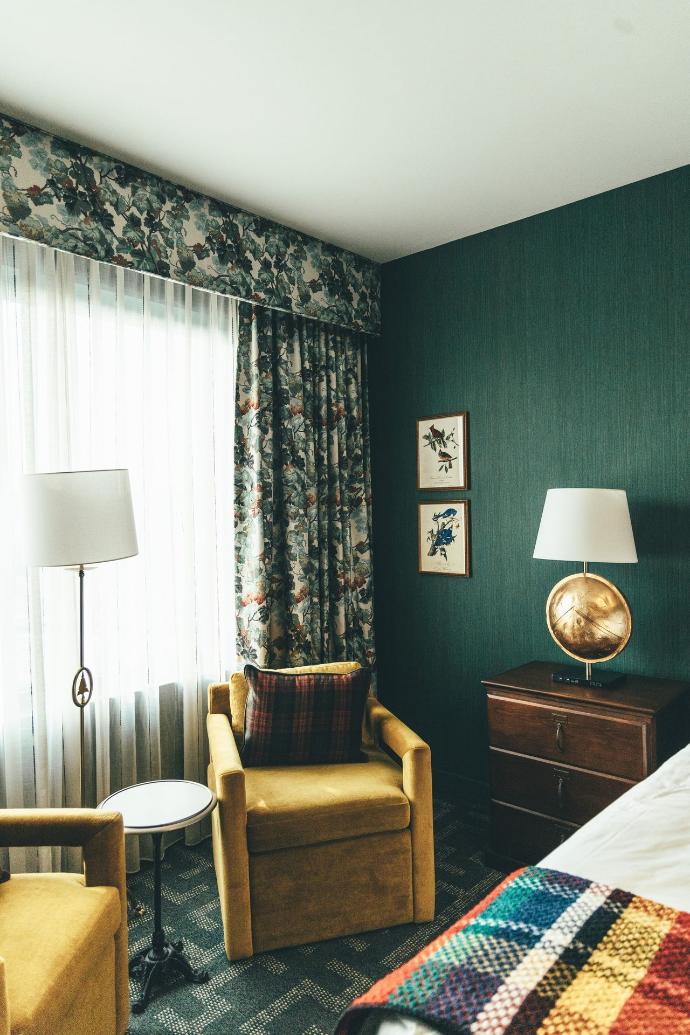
xmin=552 ymin=713 xmax=568 ymax=752
xmin=553 ymin=819 xmax=571 ymax=846
xmin=554 ymin=769 xmax=570 ymax=811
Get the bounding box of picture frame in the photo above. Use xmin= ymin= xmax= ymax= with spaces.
xmin=418 ymin=500 xmax=471 ymax=577
xmin=416 ymin=412 xmax=468 ymax=490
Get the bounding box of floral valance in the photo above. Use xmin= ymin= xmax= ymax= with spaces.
xmin=0 ymin=114 xmax=380 ymax=334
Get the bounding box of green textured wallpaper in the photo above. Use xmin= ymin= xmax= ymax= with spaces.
xmin=371 ymin=166 xmax=690 ymax=794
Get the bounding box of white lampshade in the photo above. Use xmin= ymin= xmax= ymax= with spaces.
xmin=533 ymin=488 xmax=637 ymax=564
xmin=22 ymin=469 xmax=138 ymax=568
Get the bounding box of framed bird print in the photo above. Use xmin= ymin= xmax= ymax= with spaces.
xmin=417 ymin=412 xmax=468 ymax=490
xmin=418 ymin=500 xmax=470 ymax=577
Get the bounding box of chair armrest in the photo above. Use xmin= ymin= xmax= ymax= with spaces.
xmin=206 ymin=713 xmax=252 ymax=959
xmin=207 ymin=713 xmax=246 ymax=834
xmin=0 ymin=958 xmax=8 ymax=1035
xmin=366 ymin=697 xmax=428 ymax=759
xmin=366 ymin=698 xmax=435 ymax=922
xmin=0 ymin=809 xmax=128 ymax=1032
xmin=366 ymin=700 xmax=431 ymax=806
xmin=0 ymin=809 xmax=124 ymax=891
xmin=208 ymin=681 xmax=231 ymax=716
xmin=208 ymin=714 xmax=245 ymax=782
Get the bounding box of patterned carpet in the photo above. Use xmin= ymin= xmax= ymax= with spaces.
xmin=127 ymin=799 xmax=502 ymax=1035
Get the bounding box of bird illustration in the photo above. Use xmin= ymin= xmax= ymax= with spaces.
xmin=438 ymin=450 xmax=455 ymax=466
xmin=428 ymin=424 xmax=444 ymax=441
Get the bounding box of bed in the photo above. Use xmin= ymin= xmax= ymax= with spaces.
xmin=367 ymin=741 xmax=690 ymax=1035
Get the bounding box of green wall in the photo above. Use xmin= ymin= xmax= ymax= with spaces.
xmin=371 ymin=166 xmax=690 ymax=795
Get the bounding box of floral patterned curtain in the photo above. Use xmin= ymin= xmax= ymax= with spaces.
xmin=235 ymin=303 xmax=375 ymax=670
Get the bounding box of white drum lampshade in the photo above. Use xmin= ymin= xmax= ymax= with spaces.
xmin=533 ymin=488 xmax=637 ymax=564
xmin=23 ymin=469 xmax=138 ymax=568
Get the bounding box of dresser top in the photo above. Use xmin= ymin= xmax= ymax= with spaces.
xmin=482 ymin=661 xmax=690 ymax=715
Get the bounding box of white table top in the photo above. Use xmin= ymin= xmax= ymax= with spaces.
xmin=98 ymin=779 xmax=216 ymax=834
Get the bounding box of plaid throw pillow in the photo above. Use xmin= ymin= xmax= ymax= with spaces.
xmin=241 ymin=664 xmax=371 ymax=767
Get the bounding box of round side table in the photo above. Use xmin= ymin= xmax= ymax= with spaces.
xmin=99 ymin=779 xmax=217 ymax=1013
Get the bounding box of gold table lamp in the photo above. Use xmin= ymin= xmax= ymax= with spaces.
xmin=533 ymin=488 xmax=637 ymax=688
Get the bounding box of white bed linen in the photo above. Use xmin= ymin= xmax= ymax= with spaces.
xmin=373 ymin=743 xmax=690 ymax=1035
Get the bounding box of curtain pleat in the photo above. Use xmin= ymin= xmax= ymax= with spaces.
xmin=0 ymin=234 xmax=237 ymax=872
xmin=235 ymin=303 xmax=375 ymax=670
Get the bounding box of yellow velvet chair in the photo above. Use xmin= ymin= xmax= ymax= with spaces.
xmin=207 ymin=661 xmax=435 ymax=960
xmin=0 ymin=809 xmax=129 ymax=1035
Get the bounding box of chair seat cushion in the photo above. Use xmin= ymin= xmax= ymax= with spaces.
xmin=0 ymin=872 xmax=121 ymax=1033
xmin=245 ymin=747 xmax=410 ymax=853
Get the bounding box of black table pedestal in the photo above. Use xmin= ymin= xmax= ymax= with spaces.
xmin=130 ymin=832 xmax=209 ymax=1013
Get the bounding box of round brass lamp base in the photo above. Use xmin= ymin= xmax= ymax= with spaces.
xmin=546 ymin=571 xmax=632 ymax=665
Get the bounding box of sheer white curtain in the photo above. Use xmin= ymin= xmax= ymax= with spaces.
xmin=0 ymin=234 xmax=237 ymax=872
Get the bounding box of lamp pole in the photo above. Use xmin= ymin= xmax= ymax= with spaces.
xmin=70 ymin=565 xmax=93 ymax=808
xmin=582 ymin=561 xmax=592 ymax=683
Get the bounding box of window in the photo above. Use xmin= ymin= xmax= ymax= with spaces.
xmin=0 ymin=234 xmax=236 ymax=866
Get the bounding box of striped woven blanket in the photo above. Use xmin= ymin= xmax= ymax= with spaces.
xmin=335 ymin=866 xmax=690 ymax=1034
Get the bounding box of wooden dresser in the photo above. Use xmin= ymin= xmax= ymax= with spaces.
xmin=483 ymin=661 xmax=690 ymax=867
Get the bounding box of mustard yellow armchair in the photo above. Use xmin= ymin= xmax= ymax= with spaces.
xmin=0 ymin=809 xmax=128 ymax=1035
xmin=207 ymin=662 xmax=435 ymax=960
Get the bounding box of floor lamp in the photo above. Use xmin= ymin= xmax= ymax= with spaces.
xmin=23 ymin=469 xmax=138 ymax=807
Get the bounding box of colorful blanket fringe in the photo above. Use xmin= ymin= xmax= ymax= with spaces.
xmin=335 ymin=866 xmax=690 ymax=1034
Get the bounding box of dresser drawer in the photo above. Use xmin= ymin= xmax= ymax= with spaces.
xmin=490 ymin=801 xmax=577 ymax=865
xmin=489 ymin=748 xmax=633 ymax=826
xmin=487 ymin=693 xmax=647 ymax=780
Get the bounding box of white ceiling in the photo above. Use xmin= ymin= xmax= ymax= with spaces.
xmin=1 ymin=1 xmax=689 ymax=263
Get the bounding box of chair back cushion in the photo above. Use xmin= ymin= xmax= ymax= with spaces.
xmin=241 ymin=664 xmax=371 ymax=766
